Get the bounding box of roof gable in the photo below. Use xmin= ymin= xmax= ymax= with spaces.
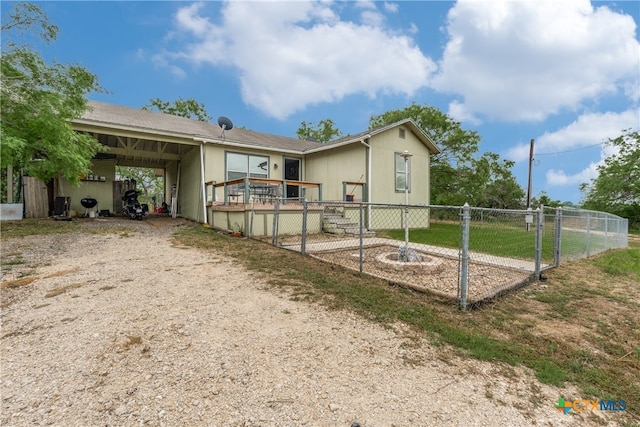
xmin=305 ymin=118 xmax=441 ymax=154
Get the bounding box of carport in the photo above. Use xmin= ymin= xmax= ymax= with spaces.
xmin=64 ymin=101 xmax=204 ymax=219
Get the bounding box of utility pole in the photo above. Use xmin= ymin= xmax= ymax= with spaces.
xmin=526 ymin=138 xmax=535 ymax=232
xmin=526 ymin=138 xmax=534 ymax=209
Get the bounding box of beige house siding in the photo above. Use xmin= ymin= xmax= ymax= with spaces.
xmin=305 ymin=144 xmax=367 ymax=201
xmin=203 ymin=144 xmax=291 ymax=202
xmin=63 ymin=159 xmax=116 ymax=214
xmin=369 ymin=126 xmax=430 ymax=205
xmin=179 ymin=146 xmax=203 ymax=223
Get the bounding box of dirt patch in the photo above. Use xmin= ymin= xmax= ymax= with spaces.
xmin=0 ymin=217 xmax=614 ymax=426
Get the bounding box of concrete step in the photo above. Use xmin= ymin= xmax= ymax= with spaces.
xmin=343 ymin=227 xmax=376 ymax=236
xmin=323 ymin=226 xmax=346 ymax=235
xmin=323 ymin=217 xmax=356 ymax=226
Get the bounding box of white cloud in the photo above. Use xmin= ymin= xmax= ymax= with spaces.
xmin=447 ymin=100 xmax=481 ymax=125
xmin=160 ymin=1 xmax=435 ymax=119
xmin=506 ymin=108 xmax=639 ymax=163
xmin=384 ymin=2 xmax=399 ymax=14
xmin=546 ymin=162 xmax=599 ymax=186
xmin=509 ymin=108 xmax=640 ymax=187
xmin=432 ymin=0 xmax=640 ymax=122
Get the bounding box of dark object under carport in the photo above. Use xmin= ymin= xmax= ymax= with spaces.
xmin=81 ymin=197 xmax=98 ymax=217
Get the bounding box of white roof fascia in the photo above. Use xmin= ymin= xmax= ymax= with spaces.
xmin=304 ymin=135 xmax=372 ymax=154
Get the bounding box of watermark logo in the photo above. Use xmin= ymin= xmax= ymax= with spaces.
xmin=555 ymin=398 xmax=627 ymax=415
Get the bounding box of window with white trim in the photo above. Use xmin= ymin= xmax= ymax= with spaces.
xmin=395 ymin=152 xmax=411 ymax=192
xmin=226 ymin=152 xmax=269 ymax=180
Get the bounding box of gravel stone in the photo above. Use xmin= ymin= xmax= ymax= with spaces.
xmin=0 ymin=217 xmax=615 ymax=426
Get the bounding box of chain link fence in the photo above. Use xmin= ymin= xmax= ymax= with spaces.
xmin=250 ymin=199 xmax=628 ymax=309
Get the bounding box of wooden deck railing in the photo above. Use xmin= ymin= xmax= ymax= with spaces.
xmin=206 ymin=177 xmax=322 ymax=205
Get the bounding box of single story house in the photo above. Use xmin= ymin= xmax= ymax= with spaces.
xmin=62 ymin=101 xmax=440 ymax=234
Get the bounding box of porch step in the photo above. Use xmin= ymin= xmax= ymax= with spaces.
xmin=322 ymin=207 xmax=374 ymax=237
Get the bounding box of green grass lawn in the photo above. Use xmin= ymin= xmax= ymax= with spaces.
xmin=384 ymin=221 xmax=619 ymax=264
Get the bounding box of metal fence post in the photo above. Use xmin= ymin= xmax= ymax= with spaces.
xmin=249 ymin=200 xmax=254 ymax=238
xmin=301 ymin=199 xmax=308 ymax=256
xmin=586 ymin=211 xmax=591 ymax=257
xmin=271 ymin=197 xmax=280 ymax=246
xmin=460 ymin=203 xmax=470 ymax=311
xmin=554 ymin=207 xmax=562 ymax=267
xmin=535 ymin=206 xmax=543 ymax=278
xmin=359 ymin=202 xmax=364 ymax=273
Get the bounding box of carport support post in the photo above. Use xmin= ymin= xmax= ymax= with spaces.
xmin=460 ymin=203 xmax=470 ymax=311
xmin=535 ymin=206 xmax=543 ymax=279
xmin=301 ymin=199 xmax=308 ymax=255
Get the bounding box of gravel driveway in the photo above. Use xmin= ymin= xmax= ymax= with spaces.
xmin=1 ymin=217 xmax=608 ymax=426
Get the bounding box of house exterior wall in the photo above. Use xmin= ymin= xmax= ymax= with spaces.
xmin=64 ymin=159 xmax=116 ymax=214
xmin=203 ymin=144 xmax=289 ymax=203
xmin=369 ymin=126 xmax=431 ymax=206
xmin=305 ymin=144 xmax=366 ymax=202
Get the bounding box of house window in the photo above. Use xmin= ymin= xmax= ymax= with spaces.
xmin=395 ymin=152 xmax=411 ymax=192
xmin=399 ymin=128 xmax=406 ymax=139
xmin=226 ymin=152 xmax=269 ymax=180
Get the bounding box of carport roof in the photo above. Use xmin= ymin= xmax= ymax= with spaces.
xmin=75 ymin=101 xmax=321 ymax=153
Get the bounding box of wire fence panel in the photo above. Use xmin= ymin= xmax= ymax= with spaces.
xmin=463 ymin=207 xmax=541 ymax=306
xmin=250 ymin=200 xmax=629 ymax=310
xmin=546 ymin=206 xmax=628 ymax=263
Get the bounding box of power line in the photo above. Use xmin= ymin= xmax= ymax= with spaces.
xmin=535 ymin=142 xmax=605 ymax=156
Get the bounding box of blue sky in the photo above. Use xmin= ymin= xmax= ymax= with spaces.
xmin=8 ymin=1 xmax=640 ymax=204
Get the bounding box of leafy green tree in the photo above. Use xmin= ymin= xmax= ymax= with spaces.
xmin=116 ymin=166 xmax=163 ymax=205
xmin=1 ymin=2 xmax=104 ymax=186
xmin=142 ymin=97 xmax=211 ymax=122
xmin=370 ymin=102 xmax=481 ymax=167
xmin=472 ymin=153 xmax=525 ymax=209
xmin=296 ymin=119 xmax=342 ymax=143
xmin=530 ymin=191 xmax=562 ymax=208
xmin=369 ymin=103 xmax=523 ymax=207
xmin=580 ymin=129 xmax=640 ymax=228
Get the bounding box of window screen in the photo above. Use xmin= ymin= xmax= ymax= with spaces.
xmin=395 ymin=153 xmax=411 ymax=192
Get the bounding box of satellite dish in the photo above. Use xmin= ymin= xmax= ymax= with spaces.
xmin=218 ymin=116 xmax=234 ymax=131
xmin=218 ymin=116 xmax=233 ymax=139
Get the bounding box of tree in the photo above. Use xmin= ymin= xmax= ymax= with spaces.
xmin=370 ymin=102 xmax=481 ymax=167
xmin=530 ymin=191 xmax=562 ymax=208
xmin=1 ymin=2 xmax=104 ymax=186
xmin=580 ymin=129 xmax=640 ymax=228
xmin=142 ymin=97 xmax=211 ymax=122
xmin=296 ymin=119 xmax=342 ymax=143
xmin=369 ymin=103 xmax=523 ymax=207
xmin=116 ymin=166 xmax=163 ymax=205
xmin=472 ymin=153 xmax=525 ymax=209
